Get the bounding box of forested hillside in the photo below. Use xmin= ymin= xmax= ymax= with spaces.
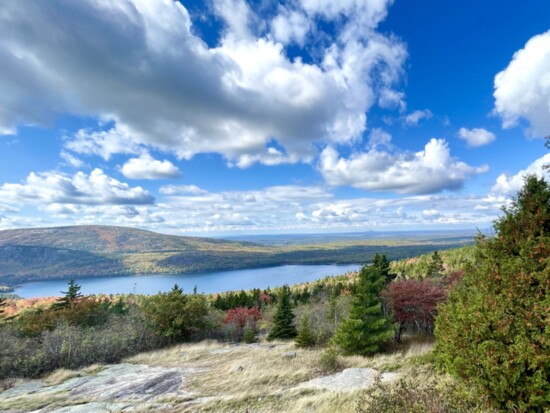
xmin=0 ymin=226 xmax=472 ymax=287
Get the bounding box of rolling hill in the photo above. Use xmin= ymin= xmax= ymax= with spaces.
xmin=0 ymin=225 xmax=473 ymax=287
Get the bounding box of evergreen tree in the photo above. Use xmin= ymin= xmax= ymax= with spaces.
xmin=238 ymin=290 xmax=250 ymax=307
xmin=172 ymin=283 xmax=183 ymax=294
xmin=373 ymin=253 xmax=395 ymax=284
xmin=435 ymin=175 xmax=550 ymax=411
xmin=0 ymin=296 xmax=6 ymax=316
xmin=295 ymin=315 xmax=316 ymax=348
xmin=267 ymin=285 xmax=296 ymax=340
xmin=332 ymin=265 xmax=394 ymax=356
xmin=213 ymin=294 xmax=224 ymax=310
xmin=426 ymin=251 xmax=444 ymax=277
xmin=243 ymin=321 xmax=258 ymax=343
xmin=52 ymin=277 xmax=83 ymax=310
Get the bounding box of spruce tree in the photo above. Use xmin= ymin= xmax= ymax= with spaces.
xmin=295 ymin=315 xmax=316 ymax=348
xmin=52 ymin=277 xmax=83 ymax=310
xmin=373 ymin=253 xmax=395 ymax=284
xmin=267 ymin=285 xmax=296 ymax=340
xmin=427 ymin=251 xmax=444 ymax=277
xmin=0 ymin=296 xmax=6 ymax=316
xmin=332 ymin=265 xmax=394 ymax=356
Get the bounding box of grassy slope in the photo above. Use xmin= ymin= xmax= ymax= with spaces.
xmin=0 ymin=339 xmax=435 ymax=413
xmin=0 ymin=225 xmax=473 ymax=285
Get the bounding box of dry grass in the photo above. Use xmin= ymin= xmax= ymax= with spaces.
xmin=126 ymin=338 xmax=434 ymax=412
xmin=0 ymin=393 xmax=78 ymax=412
xmin=43 ymin=364 xmax=105 ymax=386
xmin=0 ymin=338 xmax=437 ymax=413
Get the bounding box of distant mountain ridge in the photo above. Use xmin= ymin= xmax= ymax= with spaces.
xmin=0 ymin=225 xmax=474 ymax=288
xmin=0 ymin=225 xmax=254 ymax=253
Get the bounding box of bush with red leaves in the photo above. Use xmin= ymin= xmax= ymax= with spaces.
xmin=224 ymin=306 xmax=262 ymax=330
xmin=382 ymin=279 xmax=447 ymax=342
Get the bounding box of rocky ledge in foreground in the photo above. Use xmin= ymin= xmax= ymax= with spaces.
xmin=0 ymin=364 xmax=202 ymax=413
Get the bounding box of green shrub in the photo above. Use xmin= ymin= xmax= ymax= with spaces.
xmin=14 ymin=297 xmax=121 ymax=337
xmin=318 ymin=347 xmax=342 ymax=373
xmin=0 ymin=312 xmax=158 ymax=379
xmin=355 ymin=371 xmax=494 ymax=413
xmin=295 ymin=315 xmax=316 ymax=348
xmin=139 ymin=286 xmax=209 ymax=342
xmin=242 ymin=325 xmax=258 ymax=343
xmin=435 ymin=176 xmax=550 ymax=411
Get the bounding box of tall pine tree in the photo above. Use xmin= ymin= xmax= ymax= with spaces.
xmin=267 ymin=285 xmax=296 ymax=340
xmin=332 ymin=265 xmax=394 ymax=356
xmin=52 ymin=277 xmax=83 ymax=310
xmin=372 ymin=253 xmax=395 ymax=284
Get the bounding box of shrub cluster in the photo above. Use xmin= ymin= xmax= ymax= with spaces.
xmin=355 ymin=371 xmax=494 ymax=413
xmin=0 ymin=313 xmax=158 ymax=378
xmin=435 ymin=176 xmax=550 ymax=411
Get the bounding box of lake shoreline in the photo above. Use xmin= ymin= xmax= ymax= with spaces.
xmin=12 ymin=264 xmax=362 ymax=299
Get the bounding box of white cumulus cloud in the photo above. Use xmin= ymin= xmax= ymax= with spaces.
xmin=319 ymin=138 xmax=489 ymax=194
xmin=494 ymin=30 xmax=550 ymax=137
xmin=458 ymin=127 xmax=496 ymax=147
xmin=0 ymin=0 xmax=407 ymax=166
xmin=121 ymin=153 xmax=181 ymax=180
xmin=0 ymin=169 xmax=154 ymax=206
xmin=491 ymin=154 xmax=550 ymax=196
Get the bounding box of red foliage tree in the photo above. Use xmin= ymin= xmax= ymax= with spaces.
xmin=382 ymin=279 xmax=447 ymax=342
xmin=259 ymin=292 xmax=271 ymax=305
xmin=224 ymin=306 xmax=262 ymax=330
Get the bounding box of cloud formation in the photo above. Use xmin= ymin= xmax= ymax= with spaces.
xmin=0 ymin=0 xmax=407 ymax=166
xmin=0 ymin=169 xmax=154 ymax=206
xmin=0 ymin=165 xmax=537 ymax=234
xmin=491 ymin=154 xmax=550 ymax=196
xmin=458 ymin=127 xmax=496 ymax=147
xmin=319 ymin=138 xmax=489 ymax=194
xmin=494 ymin=30 xmax=550 ymax=137
xmin=121 ymin=153 xmax=181 ymax=180
xmin=403 ymin=109 xmax=433 ymax=126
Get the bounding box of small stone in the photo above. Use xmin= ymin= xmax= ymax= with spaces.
xmin=282 ymin=351 xmax=296 ymax=359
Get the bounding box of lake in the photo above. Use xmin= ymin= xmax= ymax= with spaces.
xmin=13 ymin=264 xmax=361 ymax=298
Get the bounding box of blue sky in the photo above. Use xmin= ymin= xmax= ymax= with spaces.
xmin=0 ymin=0 xmax=549 ymax=235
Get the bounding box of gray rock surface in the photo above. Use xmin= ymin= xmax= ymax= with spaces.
xmin=300 ymin=368 xmax=400 ymax=391
xmin=1 ymin=364 xmax=202 ymax=412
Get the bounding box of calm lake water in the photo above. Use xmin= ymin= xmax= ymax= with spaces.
xmin=13 ymin=264 xmax=361 ymax=298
